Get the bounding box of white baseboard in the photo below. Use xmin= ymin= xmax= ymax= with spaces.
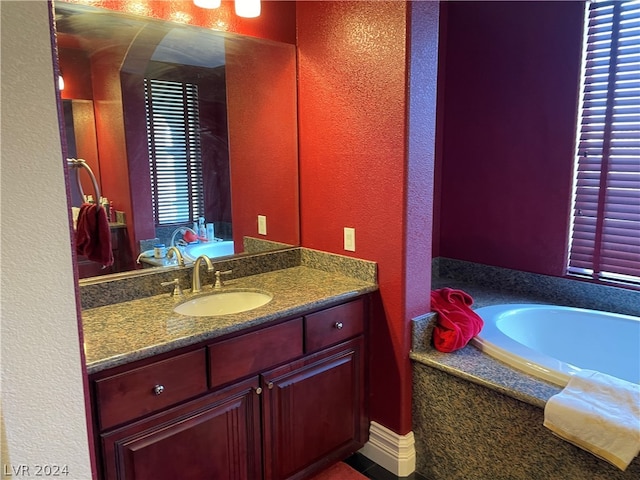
xmin=358 ymin=421 xmax=416 ymax=477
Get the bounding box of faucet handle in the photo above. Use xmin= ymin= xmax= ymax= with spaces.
xmin=161 ymin=278 xmax=184 ymax=297
xmin=213 ymin=270 xmax=233 ymax=289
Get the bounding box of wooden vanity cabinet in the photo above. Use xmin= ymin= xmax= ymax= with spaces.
xmin=101 ymin=377 xmax=262 ymax=480
xmin=90 ymin=296 xmax=369 ymax=480
xmin=262 ymin=337 xmax=366 ymax=480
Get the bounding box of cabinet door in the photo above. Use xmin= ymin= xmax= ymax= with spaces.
xmin=261 ymin=337 xmax=367 ymax=480
xmin=101 ymin=377 xmax=262 ymax=480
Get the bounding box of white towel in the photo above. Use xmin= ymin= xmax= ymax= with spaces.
xmin=543 ymin=369 xmax=640 ymax=471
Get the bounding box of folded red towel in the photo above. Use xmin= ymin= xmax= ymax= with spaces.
xmin=75 ymin=203 xmax=114 ymax=267
xmin=430 ymin=288 xmax=484 ymax=352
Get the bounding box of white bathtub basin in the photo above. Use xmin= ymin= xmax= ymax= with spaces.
xmin=472 ymin=304 xmax=640 ymax=386
xmin=174 ymin=290 xmax=272 ymax=317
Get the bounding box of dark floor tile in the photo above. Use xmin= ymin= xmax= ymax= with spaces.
xmin=344 ymin=453 xmax=376 ymax=472
xmin=345 ymin=453 xmax=431 ymax=480
xmin=363 ymin=464 xmax=430 ymax=480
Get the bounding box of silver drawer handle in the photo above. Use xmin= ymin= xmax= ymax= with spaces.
xmin=255 ymin=387 xmax=263 ymax=395
xmin=153 ymin=384 xmax=165 ymax=395
xmin=334 ymin=322 xmax=344 ymax=330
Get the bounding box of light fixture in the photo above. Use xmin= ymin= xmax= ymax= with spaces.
xmin=193 ymin=0 xmax=221 ymax=9
xmin=235 ymin=0 xmax=260 ymax=18
xmin=58 ymin=72 xmax=65 ymax=91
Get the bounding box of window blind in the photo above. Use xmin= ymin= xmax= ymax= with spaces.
xmin=145 ymin=78 xmax=205 ymax=226
xmin=568 ymin=0 xmax=640 ymax=285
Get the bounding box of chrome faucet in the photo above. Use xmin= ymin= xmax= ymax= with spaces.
xmin=166 ymin=246 xmax=185 ymax=267
xmin=192 ymin=255 xmax=214 ymax=293
xmin=169 ymin=226 xmax=198 ymax=247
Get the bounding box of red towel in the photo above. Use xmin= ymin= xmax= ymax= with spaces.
xmin=430 ymin=288 xmax=484 ymax=352
xmin=75 ymin=203 xmax=114 ymax=267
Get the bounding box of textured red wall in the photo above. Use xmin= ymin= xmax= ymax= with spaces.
xmin=90 ymin=46 xmax=133 ymax=235
xmin=226 ymin=38 xmax=299 ymax=248
xmin=297 ymin=1 xmax=439 ymax=435
xmin=57 ymin=46 xmax=93 ymax=100
xmin=435 ymin=1 xmax=584 ymax=276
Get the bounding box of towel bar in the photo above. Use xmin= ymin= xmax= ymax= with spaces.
xmin=67 ymin=158 xmax=101 ymax=207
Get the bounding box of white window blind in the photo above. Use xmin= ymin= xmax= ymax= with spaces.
xmin=145 ymin=78 xmax=205 ymax=226
xmin=568 ymin=0 xmax=640 ymax=286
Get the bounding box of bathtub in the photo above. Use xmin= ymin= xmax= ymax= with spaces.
xmin=471 ymin=304 xmax=640 ymax=387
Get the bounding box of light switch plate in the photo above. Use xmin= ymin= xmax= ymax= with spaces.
xmin=344 ymin=227 xmax=355 ymax=252
xmin=258 ymin=215 xmax=267 ymax=235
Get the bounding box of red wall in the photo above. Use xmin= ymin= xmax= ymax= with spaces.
xmin=226 ymin=37 xmax=299 ymax=248
xmin=297 ymin=1 xmax=439 ymax=435
xmin=434 ymin=1 xmax=585 ymax=276
xmin=58 ymin=46 xmax=93 ymax=100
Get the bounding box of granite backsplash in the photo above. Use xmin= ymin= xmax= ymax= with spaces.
xmin=79 ymin=247 xmax=377 ymax=310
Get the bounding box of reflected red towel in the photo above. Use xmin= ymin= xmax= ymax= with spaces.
xmin=75 ymin=203 xmax=114 ymax=267
xmin=430 ymin=288 xmax=484 ymax=352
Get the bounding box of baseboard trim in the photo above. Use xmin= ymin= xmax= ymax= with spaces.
xmin=358 ymin=421 xmax=416 ymax=476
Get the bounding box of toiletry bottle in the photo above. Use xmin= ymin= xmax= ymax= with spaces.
xmin=199 ymin=217 xmax=207 ymax=240
xmin=102 ymin=197 xmax=110 ymax=219
xmin=109 ymin=201 xmax=116 ymax=223
xmin=154 ymin=243 xmax=166 ymax=259
xmin=206 ymin=223 xmax=215 ymax=241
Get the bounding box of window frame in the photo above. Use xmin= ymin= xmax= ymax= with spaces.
xmin=567 ymin=0 xmax=640 ymax=288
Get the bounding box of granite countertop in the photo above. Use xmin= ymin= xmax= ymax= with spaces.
xmin=82 ymin=266 xmax=377 ymax=374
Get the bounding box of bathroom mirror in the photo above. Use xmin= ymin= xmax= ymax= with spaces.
xmin=53 ymin=1 xmax=299 ymax=280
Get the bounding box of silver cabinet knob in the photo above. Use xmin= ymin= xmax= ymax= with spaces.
xmin=267 ymin=382 xmax=274 ymax=390
xmin=255 ymin=387 xmax=263 ymax=395
xmin=153 ymin=384 xmax=165 ymax=395
xmin=334 ymin=322 xmax=344 ymax=330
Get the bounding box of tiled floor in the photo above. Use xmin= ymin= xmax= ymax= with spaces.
xmin=344 ymin=453 xmax=430 ymax=480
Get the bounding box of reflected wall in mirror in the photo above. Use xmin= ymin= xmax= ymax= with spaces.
xmin=63 ymin=99 xmax=100 ymax=206
xmin=54 ymin=1 xmax=299 ymax=280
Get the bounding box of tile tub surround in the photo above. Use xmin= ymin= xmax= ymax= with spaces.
xmin=412 ymin=364 xmax=639 ymax=480
xmin=81 ymin=260 xmax=377 ymax=374
xmin=410 ymin=259 xmax=640 ymax=479
xmin=435 ymin=257 xmax=640 ymax=317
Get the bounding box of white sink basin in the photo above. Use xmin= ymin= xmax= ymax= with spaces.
xmin=174 ymin=290 xmax=273 ymax=317
xmin=182 ymin=241 xmax=235 ymax=261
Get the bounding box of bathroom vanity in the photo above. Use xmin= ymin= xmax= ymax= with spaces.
xmin=82 ymin=264 xmax=376 ymax=480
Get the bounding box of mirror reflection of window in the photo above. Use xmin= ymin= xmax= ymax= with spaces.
xmin=144 ymin=78 xmax=205 ymax=226
xmin=142 ymin=60 xmax=232 ymax=244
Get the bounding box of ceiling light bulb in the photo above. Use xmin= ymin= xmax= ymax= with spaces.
xmin=235 ymin=0 xmax=260 ymax=18
xmin=193 ymin=0 xmax=221 ymax=9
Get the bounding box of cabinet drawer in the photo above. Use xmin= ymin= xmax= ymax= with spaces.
xmin=305 ymin=299 xmax=365 ymax=352
xmin=95 ymin=349 xmax=207 ymax=430
xmin=209 ymin=318 xmax=303 ymax=389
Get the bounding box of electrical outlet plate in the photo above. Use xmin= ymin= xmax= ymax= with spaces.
xmin=258 ymin=215 xmax=267 ymax=235
xmin=344 ymin=227 xmax=355 ymax=251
